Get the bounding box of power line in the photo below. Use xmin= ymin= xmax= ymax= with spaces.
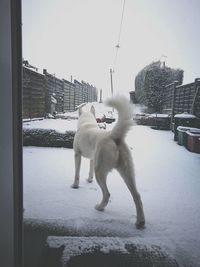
xmin=117 ymin=0 xmax=126 ymax=47
xmin=112 ymin=0 xmax=126 ymax=72
xmin=110 ymin=0 xmax=126 ymax=97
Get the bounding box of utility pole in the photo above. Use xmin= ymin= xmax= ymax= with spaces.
xmin=99 ymin=89 xmax=103 ymax=103
xmin=110 ymin=69 xmax=114 ymax=112
xmin=110 ymin=68 xmax=114 ymax=96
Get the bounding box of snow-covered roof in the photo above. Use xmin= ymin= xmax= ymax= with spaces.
xmin=177 ymin=126 xmax=199 ymax=132
xmin=174 ymin=113 xmax=196 ymax=119
xmin=148 ymin=114 xmax=170 ymax=118
xmin=186 ymin=129 xmax=200 ymax=136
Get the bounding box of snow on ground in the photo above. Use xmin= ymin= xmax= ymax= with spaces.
xmin=23 ymin=102 xmax=200 ymax=266
xmin=23 ymin=102 xmax=117 ymax=133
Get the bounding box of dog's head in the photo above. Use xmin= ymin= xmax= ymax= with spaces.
xmin=77 ymin=105 xmax=96 ymax=128
xmin=79 ymin=105 xmax=95 ymax=117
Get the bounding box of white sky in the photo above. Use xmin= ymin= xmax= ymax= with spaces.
xmin=22 ymin=0 xmax=200 ymax=99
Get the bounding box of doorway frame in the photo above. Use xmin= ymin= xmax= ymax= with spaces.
xmin=0 ymin=0 xmax=23 ymax=266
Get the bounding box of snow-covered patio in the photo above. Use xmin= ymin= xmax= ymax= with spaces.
xmin=23 ymin=117 xmax=200 ymax=266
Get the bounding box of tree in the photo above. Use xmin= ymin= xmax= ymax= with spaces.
xmin=135 ymin=61 xmax=184 ymax=112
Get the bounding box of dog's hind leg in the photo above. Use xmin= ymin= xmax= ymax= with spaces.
xmin=87 ymin=160 xmax=94 ymax=183
xmin=117 ymin=143 xmax=145 ymax=228
xmin=94 ymin=168 xmax=110 ymax=211
xmin=71 ymin=152 xmax=81 ymax=189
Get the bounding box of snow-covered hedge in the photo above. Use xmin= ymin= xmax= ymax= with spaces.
xmin=136 ymin=114 xmax=171 ymax=130
xmin=23 ymin=128 xmax=75 ymax=148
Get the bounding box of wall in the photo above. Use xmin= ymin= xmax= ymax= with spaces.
xmin=23 ymin=67 xmax=45 ymax=118
xmin=22 ymin=66 xmax=98 ymax=119
xmin=63 ymin=79 xmax=75 ymax=111
xmin=162 ymin=78 xmax=200 ymax=119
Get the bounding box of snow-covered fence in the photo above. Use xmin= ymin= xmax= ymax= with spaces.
xmin=63 ymin=79 xmax=75 ymax=111
xmin=74 ymin=79 xmax=83 ymax=108
xmin=23 ymin=67 xmax=46 ymax=119
xmin=22 ymin=66 xmax=98 ymax=119
xmin=82 ymin=81 xmax=89 ymax=103
xmin=88 ymin=83 xmax=98 ymax=102
xmin=43 ymin=69 xmax=64 ymax=114
xmin=162 ymin=81 xmax=179 ymax=115
xmin=162 ymin=78 xmax=200 ymax=119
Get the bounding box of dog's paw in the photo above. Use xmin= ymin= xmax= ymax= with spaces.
xmin=95 ymin=204 xmax=104 ymax=211
xmin=71 ymin=184 xmax=79 ymax=189
xmin=86 ymin=178 xmax=93 ymax=183
xmin=135 ymin=220 xmax=145 ymax=229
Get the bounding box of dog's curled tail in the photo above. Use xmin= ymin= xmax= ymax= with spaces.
xmin=105 ymin=95 xmax=134 ymax=141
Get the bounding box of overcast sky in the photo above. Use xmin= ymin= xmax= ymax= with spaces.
xmin=22 ymin=0 xmax=200 ymax=99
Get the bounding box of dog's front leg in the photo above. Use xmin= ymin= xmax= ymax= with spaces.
xmin=87 ymin=159 xmax=94 ymax=183
xmin=71 ymin=152 xmax=81 ymax=189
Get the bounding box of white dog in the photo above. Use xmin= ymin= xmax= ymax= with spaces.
xmin=71 ymin=95 xmax=145 ymax=228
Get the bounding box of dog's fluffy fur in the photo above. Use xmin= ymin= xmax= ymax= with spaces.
xmin=72 ymin=95 xmax=145 ymax=228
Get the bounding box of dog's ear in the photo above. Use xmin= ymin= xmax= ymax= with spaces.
xmin=90 ymin=105 xmax=95 ymax=116
xmin=79 ymin=107 xmax=83 ymax=117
